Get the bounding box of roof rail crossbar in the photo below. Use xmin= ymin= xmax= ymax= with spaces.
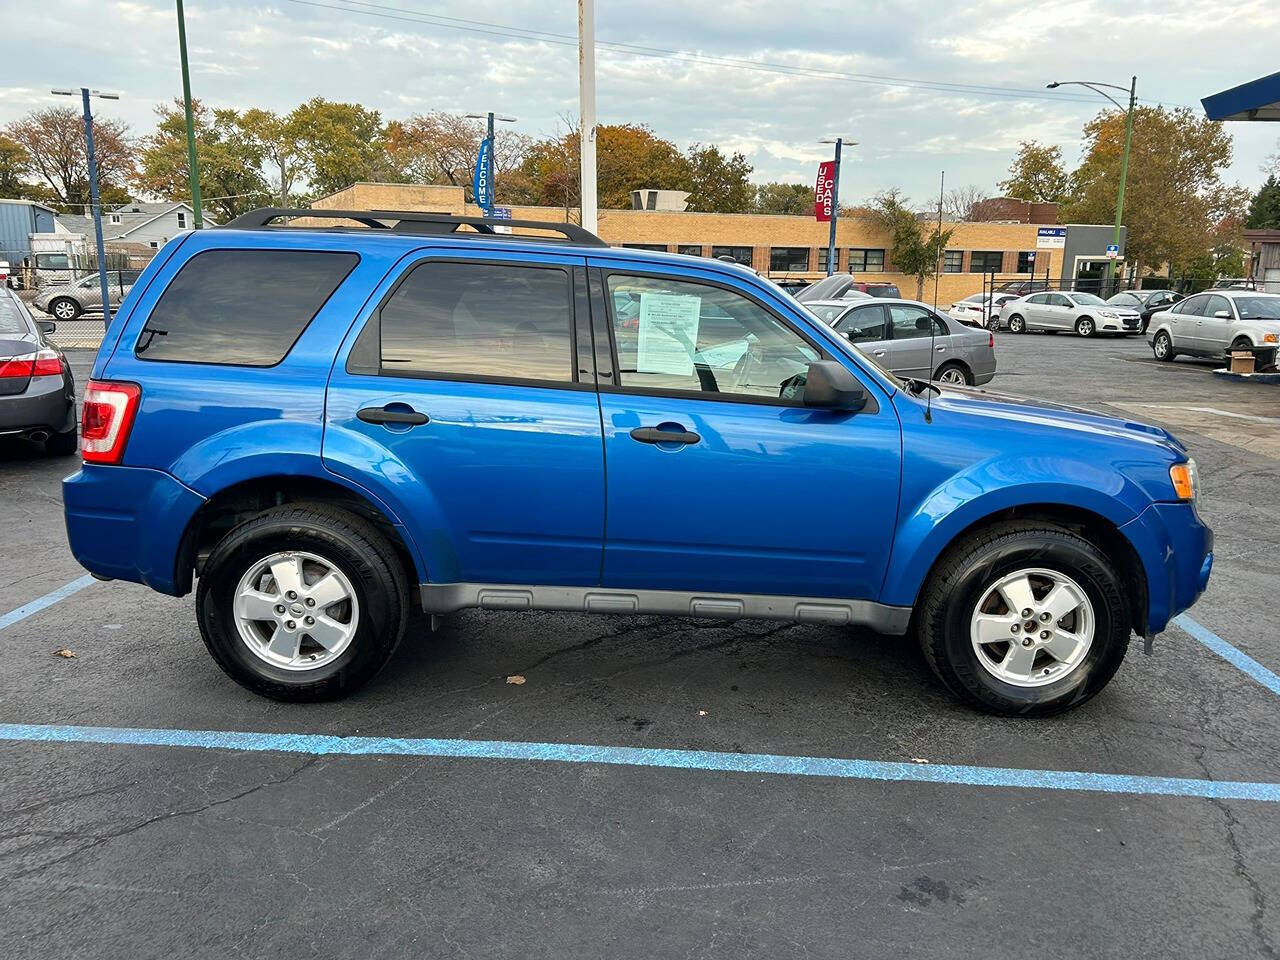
xmin=220 ymin=207 xmax=608 ymax=246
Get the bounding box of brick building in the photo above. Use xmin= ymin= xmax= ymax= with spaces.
xmin=312 ymin=183 xmax=1122 ymax=303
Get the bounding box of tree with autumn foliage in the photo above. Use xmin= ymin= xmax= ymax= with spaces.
xmin=998 ymin=141 xmax=1069 ymax=203
xmin=385 ymin=111 xmax=536 ymax=203
xmin=3 ymin=107 xmax=135 ymax=209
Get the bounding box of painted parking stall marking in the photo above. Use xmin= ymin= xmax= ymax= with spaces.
xmin=3 ymin=722 xmax=1280 ymax=803
xmin=0 ymin=575 xmax=96 ymax=631
xmin=1174 ymin=613 xmax=1280 ymax=698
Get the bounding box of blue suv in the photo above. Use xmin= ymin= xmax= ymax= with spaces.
xmin=62 ymin=209 xmax=1212 ymax=715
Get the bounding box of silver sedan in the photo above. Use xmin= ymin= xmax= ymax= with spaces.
xmin=807 ymin=298 xmax=997 ymax=385
xmin=999 ymin=291 xmax=1142 ymax=336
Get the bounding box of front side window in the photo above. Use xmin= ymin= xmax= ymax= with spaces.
xmin=942 ymin=250 xmax=963 ymax=273
xmin=710 ymin=246 xmax=753 ymax=267
xmin=888 ymin=304 xmax=946 ymax=340
xmin=1203 ymin=294 xmax=1232 ymax=319
xmin=1048 ymin=294 xmax=1073 ymax=307
xmin=137 ymin=249 xmax=359 ymax=365
xmin=970 ymin=251 xmax=1003 ymax=273
xmin=770 ymin=247 xmax=810 ymax=272
xmin=379 ymin=261 xmax=573 ymax=383
xmin=849 ymin=249 xmax=886 ymax=273
xmin=606 ymin=274 xmax=819 ymax=400
xmin=834 ymin=304 xmax=888 ymax=343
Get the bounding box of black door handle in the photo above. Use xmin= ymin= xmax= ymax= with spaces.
xmin=629 ymin=426 xmax=701 ymax=445
xmin=358 ymin=405 xmax=430 ymax=426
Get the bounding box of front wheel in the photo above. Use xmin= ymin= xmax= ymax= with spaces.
xmin=1152 ymin=330 xmax=1175 ymax=361
xmin=1008 ymin=314 xmax=1026 ymax=334
xmin=916 ymin=522 xmax=1130 ymax=715
xmin=1075 ymin=317 xmax=1095 ymax=338
xmin=197 ymin=502 xmax=409 ymax=701
xmin=49 ymin=297 xmax=81 ymax=321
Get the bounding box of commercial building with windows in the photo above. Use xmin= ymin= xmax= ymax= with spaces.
xmin=312 ymin=183 xmax=1124 ymax=303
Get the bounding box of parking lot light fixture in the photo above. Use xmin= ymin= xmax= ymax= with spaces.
xmin=51 ymin=86 xmax=118 ymax=329
xmin=465 ymin=113 xmax=517 ymax=217
xmin=818 ymin=138 xmax=857 ymax=277
xmin=1046 ymin=77 xmax=1138 ymax=293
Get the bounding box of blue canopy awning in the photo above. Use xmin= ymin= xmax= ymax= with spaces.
xmin=1202 ymin=71 xmax=1280 ymax=121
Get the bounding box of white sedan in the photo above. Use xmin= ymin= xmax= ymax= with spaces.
xmin=1147 ymin=290 xmax=1280 ymax=361
xmin=999 ymin=291 xmax=1142 ymax=337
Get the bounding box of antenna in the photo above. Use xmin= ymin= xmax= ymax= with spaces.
xmin=925 ymin=170 xmax=944 ymax=423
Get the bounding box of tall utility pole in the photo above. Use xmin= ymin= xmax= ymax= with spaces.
xmin=465 ymin=112 xmax=516 ymax=217
xmin=577 ymin=0 xmax=598 ymax=235
xmin=176 ymin=0 xmax=203 ymax=228
xmin=52 ymin=87 xmax=118 ymax=329
xmin=1046 ymin=76 xmax=1137 ymax=291
xmin=819 ymin=137 xmax=856 ymax=276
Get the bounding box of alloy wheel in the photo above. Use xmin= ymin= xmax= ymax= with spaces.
xmin=937 ymin=366 xmax=967 ymax=385
xmin=969 ymin=567 xmax=1095 ymax=687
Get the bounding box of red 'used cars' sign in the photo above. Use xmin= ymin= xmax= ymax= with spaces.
xmin=814 ymin=161 xmax=835 ymax=222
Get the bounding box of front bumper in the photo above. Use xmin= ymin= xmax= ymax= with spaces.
xmin=0 ymin=374 xmax=76 ymax=435
xmin=1119 ymin=501 xmax=1213 ymax=635
xmin=63 ymin=464 xmax=206 ymax=595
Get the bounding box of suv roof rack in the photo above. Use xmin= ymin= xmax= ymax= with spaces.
xmin=220 ymin=207 xmax=608 ymax=247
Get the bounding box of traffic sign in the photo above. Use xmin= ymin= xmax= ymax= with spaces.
xmin=1105 ymin=243 xmax=1120 ymax=259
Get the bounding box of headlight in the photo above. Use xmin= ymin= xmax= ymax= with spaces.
xmin=1100 ymin=311 xmax=1117 ymax=318
xmin=1169 ymin=459 xmax=1198 ymax=501
xmin=1264 ymin=333 xmax=1279 ymax=344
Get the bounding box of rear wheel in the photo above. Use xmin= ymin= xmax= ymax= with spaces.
xmin=197 ymin=502 xmax=409 ymax=701
xmin=1075 ymin=316 xmax=1095 ymax=338
xmin=916 ymin=522 xmax=1130 ymax=716
xmin=935 ymin=362 xmax=972 ymax=386
xmin=1153 ymin=330 xmax=1175 ymax=361
xmin=49 ymin=298 xmax=80 ymax=321
xmin=1008 ymin=314 xmax=1026 ymax=334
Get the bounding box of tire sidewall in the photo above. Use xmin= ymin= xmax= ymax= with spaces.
xmin=1009 ymin=314 xmax=1025 ymax=333
xmin=198 ymin=518 xmax=401 ymax=696
xmin=932 ymin=533 xmax=1128 ymax=714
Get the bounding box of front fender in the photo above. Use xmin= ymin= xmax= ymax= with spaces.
xmin=880 ymin=458 xmax=1145 ymax=608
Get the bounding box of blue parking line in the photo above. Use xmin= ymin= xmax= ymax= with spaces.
xmin=1174 ymin=613 xmax=1280 ymax=697
xmin=0 ymin=575 xmax=96 ymax=631
xmin=1 ymin=722 xmax=1278 ymax=803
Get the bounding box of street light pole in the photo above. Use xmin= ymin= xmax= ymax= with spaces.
xmin=578 ymin=0 xmax=598 ymax=235
xmin=175 ymin=0 xmax=203 ymax=229
xmin=52 ymin=87 xmax=118 ymax=329
xmin=819 ymin=138 xmax=856 ymax=276
xmin=1046 ymin=76 xmax=1138 ymax=292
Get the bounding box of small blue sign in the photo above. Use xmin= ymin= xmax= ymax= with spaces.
xmin=492 ymin=206 xmax=512 ymax=220
xmin=1106 ymin=243 xmax=1120 ymax=259
xmin=472 ymin=138 xmax=492 ymax=209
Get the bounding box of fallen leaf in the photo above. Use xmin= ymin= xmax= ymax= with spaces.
xmin=698 ymin=710 xmax=707 ymax=717
xmin=506 ymin=675 xmax=525 ymax=685
xmin=54 ymin=648 xmax=76 ymax=659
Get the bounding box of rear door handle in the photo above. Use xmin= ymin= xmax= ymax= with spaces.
xmin=358 ymin=405 xmax=430 ymax=426
xmin=630 ymin=426 xmax=701 ymax=445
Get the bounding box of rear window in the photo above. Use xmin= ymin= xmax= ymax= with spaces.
xmin=0 ymin=295 xmax=31 ymax=336
xmin=135 ymin=249 xmax=359 ymax=366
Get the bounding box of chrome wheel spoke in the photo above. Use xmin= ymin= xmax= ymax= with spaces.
xmin=269 ymin=555 xmax=305 ymax=597
xmin=1000 ymin=641 xmax=1037 ymax=679
xmin=266 ymin=624 xmax=300 ymax=661
xmin=973 ymin=612 xmax=1019 ymax=645
xmin=1043 ymin=629 xmax=1085 ymax=664
xmin=997 ymin=575 xmax=1036 ymax=617
xmin=305 ymin=615 xmax=350 ymax=651
xmin=236 ymin=588 xmax=280 ymax=622
xmin=307 ymin=571 xmax=350 ymax=609
xmin=1040 ymin=582 xmax=1082 ymax=624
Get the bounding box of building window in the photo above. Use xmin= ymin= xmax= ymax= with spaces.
xmin=109 ymin=214 xmax=121 ymax=224
xmin=621 ymin=243 xmax=667 ymax=252
xmin=848 ymin=249 xmax=885 ymax=273
xmin=676 ymin=244 xmax=702 ymax=257
xmin=176 ymin=212 xmax=186 ymax=229
xmin=816 ymin=247 xmax=839 ymax=272
xmin=149 ymin=241 xmax=159 ymax=249
xmin=942 ymin=250 xmax=964 ymax=273
xmin=711 ymin=246 xmax=753 ymax=267
xmin=1016 ymin=251 xmax=1036 ymax=274
xmin=970 ymin=251 xmax=1003 ymax=273
xmin=769 ymin=247 xmax=810 ymax=272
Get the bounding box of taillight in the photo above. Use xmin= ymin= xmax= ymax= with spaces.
xmin=32 ymin=349 xmax=63 ymax=378
xmin=989 ymin=333 xmax=995 ymax=348
xmin=82 ymin=380 xmax=141 ymax=464
xmin=0 ymin=348 xmax=63 ymax=379
xmin=0 ymin=355 xmax=34 ymax=379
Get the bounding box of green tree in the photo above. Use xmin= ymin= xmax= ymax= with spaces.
xmin=1061 ymin=105 xmax=1237 ymax=277
xmin=751 ymin=181 xmax=812 ymax=215
xmin=1246 ymin=173 xmax=1280 ymax=229
xmin=289 ymin=98 xmax=396 ymax=198
xmin=136 ymin=100 xmax=267 ymax=221
xmin=683 ymin=144 xmax=752 ymax=213
xmin=238 ymin=108 xmax=307 ymax=208
xmin=998 ymin=141 xmax=1068 ymax=203
xmin=870 ymin=190 xmax=953 ymax=299
xmin=0 ymin=135 xmax=30 ymax=199
xmin=3 ymin=106 xmax=134 ymax=208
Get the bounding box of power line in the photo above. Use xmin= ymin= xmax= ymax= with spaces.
xmin=281 ymin=0 xmax=1176 ymax=108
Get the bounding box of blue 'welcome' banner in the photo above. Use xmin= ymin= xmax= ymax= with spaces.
xmin=472 ymin=138 xmax=492 ymax=209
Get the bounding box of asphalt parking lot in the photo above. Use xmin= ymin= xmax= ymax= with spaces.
xmin=2 ymin=334 xmax=1278 ymax=959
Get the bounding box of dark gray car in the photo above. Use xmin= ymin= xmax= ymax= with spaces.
xmin=0 ymin=289 xmax=77 ymax=455
xmin=807 ymin=298 xmax=997 ymax=385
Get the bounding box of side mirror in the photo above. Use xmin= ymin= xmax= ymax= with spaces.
xmin=802 ymin=360 xmax=867 ymax=412
xmin=36 ymin=319 xmax=56 ymax=334
xmin=1214 ymin=310 xmax=1230 ymax=319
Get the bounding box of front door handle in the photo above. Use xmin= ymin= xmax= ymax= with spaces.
xmin=358 ymin=405 xmax=430 ymax=426
xmin=872 ymin=349 xmax=886 ymax=357
xmin=630 ymin=426 xmax=701 ymax=445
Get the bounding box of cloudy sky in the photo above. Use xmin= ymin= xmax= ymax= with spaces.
xmin=2 ymin=0 xmax=1277 ymax=204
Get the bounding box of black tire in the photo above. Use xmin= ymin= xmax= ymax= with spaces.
xmin=1008 ymin=314 xmax=1026 ymax=334
xmin=1152 ymin=330 xmax=1175 ymax=362
xmin=1231 ymin=336 xmax=1252 ymax=352
xmin=49 ymin=297 xmax=81 ymax=321
xmin=45 ymin=426 xmax=78 ymax=457
xmin=935 ymin=361 xmax=973 ymax=386
xmin=1075 ymin=316 xmax=1095 ymax=338
xmin=986 ymin=316 xmax=1001 ymax=331
xmin=916 ymin=522 xmax=1130 ymax=716
xmin=197 ymin=502 xmax=409 ymax=701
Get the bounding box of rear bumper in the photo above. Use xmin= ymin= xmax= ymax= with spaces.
xmin=0 ymin=374 xmax=75 ymax=435
xmin=63 ymin=464 xmax=205 ymax=595
xmin=1119 ymin=501 xmax=1213 ymax=635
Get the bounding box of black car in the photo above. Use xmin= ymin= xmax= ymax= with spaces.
xmin=1106 ymin=289 xmax=1182 ymax=333
xmin=0 ymin=289 xmax=77 ymax=455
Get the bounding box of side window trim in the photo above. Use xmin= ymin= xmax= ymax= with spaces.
xmin=594 ymin=267 xmax=839 ymax=410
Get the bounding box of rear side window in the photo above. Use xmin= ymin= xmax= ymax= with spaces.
xmin=378 ymin=261 xmax=574 ymax=383
xmin=136 ymin=249 xmax=358 ymax=365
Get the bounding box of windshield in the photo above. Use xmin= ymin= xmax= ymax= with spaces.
xmin=1234 ymin=296 xmax=1280 ymax=320
xmin=1070 ymin=293 xmax=1107 ymax=306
